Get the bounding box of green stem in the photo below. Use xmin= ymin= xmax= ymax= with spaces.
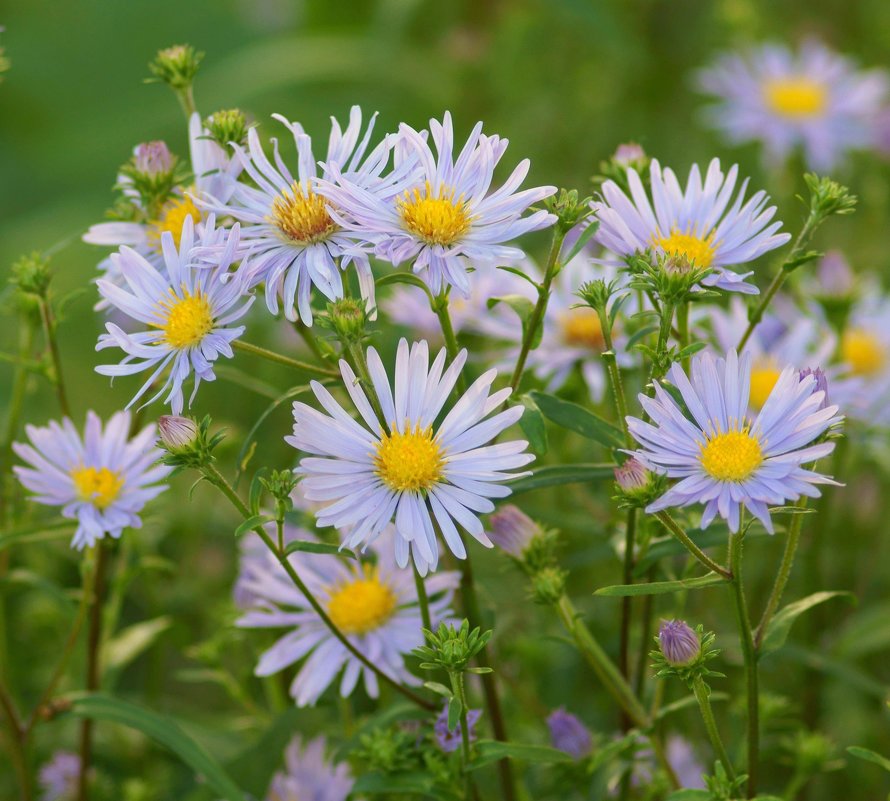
xmin=431 ymin=293 xmax=468 ymax=395
xmin=0 ymin=679 xmax=32 ymax=801
xmin=754 ymin=501 xmax=808 ymax=649
xmin=38 ymin=297 xmax=70 ymax=418
xmin=618 ymin=509 xmax=637 ymax=691
xmin=692 ymin=676 xmax=736 ymax=781
xmin=633 ymin=566 xmax=657 ymax=700
xmin=729 ymin=532 xmax=759 ymax=797
xmin=174 ymin=85 xmax=196 ymax=119
xmin=451 ymin=671 xmax=477 ymax=801
xmin=654 ymin=511 xmax=732 ymax=580
xmin=233 ymin=339 xmax=338 ymax=377
xmin=509 ymin=225 xmax=568 ymax=391
xmin=413 ymin=563 xmax=432 ymax=634
xmin=596 ymin=305 xmax=632 ymax=447
xmin=343 ymin=340 xmax=386 ymax=423
xmin=203 ymin=464 xmax=434 ymax=710
xmin=678 ymin=301 xmax=691 ymax=371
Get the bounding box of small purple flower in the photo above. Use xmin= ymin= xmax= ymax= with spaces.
xmin=799 ymin=367 xmax=831 ymax=410
xmin=658 ymin=620 xmax=700 ymax=666
xmin=547 ymin=707 xmax=592 ymax=759
xmin=435 ymin=703 xmax=482 ymax=753
xmin=39 ymin=751 xmax=81 ymax=801
xmin=614 ymin=457 xmax=650 ymax=492
xmin=157 ymin=415 xmax=198 ymax=449
xmin=134 ymin=141 xmax=173 ymax=176
xmin=816 ymin=250 xmax=854 ymax=296
xmin=488 ymin=505 xmax=539 ymax=558
xmin=613 ymin=142 xmax=646 ymax=165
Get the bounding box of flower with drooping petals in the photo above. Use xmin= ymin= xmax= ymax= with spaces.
xmin=547 ymin=708 xmax=592 ymax=759
xmin=265 ymin=735 xmax=353 ymax=801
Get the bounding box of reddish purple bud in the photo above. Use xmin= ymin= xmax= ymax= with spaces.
xmin=488 ymin=505 xmax=539 ymax=558
xmin=614 ymin=457 xmax=650 ymax=492
xmin=613 ymin=142 xmax=646 ymax=165
xmin=134 ymin=141 xmax=173 ymax=176
xmin=158 ymin=415 xmax=198 ymax=449
xmin=658 ymin=619 xmax=700 ymax=666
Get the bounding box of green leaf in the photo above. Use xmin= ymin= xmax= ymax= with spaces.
xmin=59 ymin=693 xmax=245 ymax=801
xmin=423 ymin=681 xmax=452 ymax=698
xmin=761 ymin=591 xmax=856 ymax=655
xmin=518 ymin=396 xmax=548 ymax=455
xmin=594 ymin=573 xmax=726 ymax=597
xmin=234 ymin=514 xmax=273 ymax=539
xmin=509 ymin=463 xmax=614 ymax=494
xmin=655 ymin=692 xmax=728 ymax=721
xmin=103 ymin=616 xmax=172 ymax=674
xmin=847 ymin=746 xmax=890 ymax=773
xmin=469 ymin=739 xmax=574 ymax=770
xmin=0 ymin=518 xmax=75 ymax=552
xmin=529 ymin=391 xmax=623 ymax=447
xmin=634 ymin=526 xmax=767 ymax=576
xmin=666 ymin=791 xmax=711 ymax=801
xmin=248 ymin=468 xmax=270 ymax=515
xmin=353 ymin=772 xmax=457 ymax=800
xmin=375 ymin=271 xmax=435 ymax=302
xmin=282 ymin=540 xmax=356 ymax=559
xmin=625 ymin=323 xmax=659 ymax=350
xmin=496 ymin=264 xmax=540 ymax=290
xmin=562 ymin=219 xmax=600 ymax=264
xmin=447 ymin=695 xmax=462 ymax=730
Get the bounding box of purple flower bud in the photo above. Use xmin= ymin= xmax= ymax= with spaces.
xmin=435 ymin=703 xmax=482 ymax=753
xmin=613 ymin=142 xmax=646 ymax=165
xmin=658 ymin=619 xmax=700 ymax=666
xmin=799 ymin=367 xmax=830 ymax=410
xmin=614 ymin=457 xmax=650 ymax=492
xmin=547 ymin=708 xmax=592 ymax=759
xmin=488 ymin=505 xmax=539 ymax=558
xmin=158 ymin=415 xmax=198 ymax=449
xmin=816 ymin=250 xmax=854 ymax=296
xmin=134 ymin=141 xmax=173 ymax=176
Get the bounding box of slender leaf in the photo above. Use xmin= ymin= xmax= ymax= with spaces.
xmin=518 ymin=396 xmax=548 ymax=455
xmin=562 ymin=220 xmax=600 ymax=264
xmin=469 ymin=739 xmax=574 ymax=770
xmin=529 ymin=391 xmax=623 ymax=447
xmin=594 ymin=573 xmax=725 ymax=597
xmin=234 ymin=514 xmax=274 ymax=539
xmin=496 ymin=264 xmax=540 ymax=289
xmin=509 ymin=464 xmax=614 ymax=494
xmin=353 ymin=772 xmax=457 ymax=800
xmin=103 ymin=616 xmax=172 ymax=674
xmin=761 ymin=591 xmax=856 ymax=655
xmin=847 ymin=746 xmax=890 ymax=773
xmin=283 ymin=540 xmax=356 ymax=559
xmin=375 ymin=271 xmax=434 ymax=302
xmin=0 ymin=518 xmax=75 ymax=552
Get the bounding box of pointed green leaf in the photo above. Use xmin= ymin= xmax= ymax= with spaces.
xmin=0 ymin=518 xmax=75 ymax=552
xmin=509 ymin=464 xmax=614 ymax=494
xmin=529 ymin=391 xmax=622 ymax=447
xmin=282 ymin=540 xmax=356 ymax=559
xmin=562 ymin=220 xmax=600 ymax=265
xmin=847 ymin=746 xmax=890 ymax=773
xmin=761 ymin=591 xmax=856 ymax=655
xmin=103 ymin=616 xmax=172 ymax=674
xmin=594 ymin=573 xmax=726 ymax=597
xmin=468 ymin=739 xmax=574 ymax=770
xmin=518 ymin=396 xmax=548 ymax=455
xmin=234 ymin=515 xmax=273 ymax=538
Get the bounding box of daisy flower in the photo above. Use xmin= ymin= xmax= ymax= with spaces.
xmin=13 ymin=411 xmax=170 ymax=550
xmin=697 ymin=41 xmax=889 ymax=171
xmin=593 ymin=158 xmax=791 ymax=294
xmin=95 ymin=216 xmax=253 ymax=413
xmin=265 ymin=735 xmax=353 ymax=801
xmin=627 ymin=349 xmax=840 ymax=533
xmin=236 ymin=528 xmax=458 ymax=706
xmin=287 ymin=339 xmax=534 ymax=572
xmin=319 ymin=111 xmax=557 ymax=297
xmin=702 ymin=295 xmax=835 ymax=410
xmin=203 ymin=106 xmax=393 ymax=324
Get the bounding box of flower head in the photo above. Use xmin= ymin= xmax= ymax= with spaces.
xmin=134 ymin=141 xmax=174 ymax=177
xmin=435 ymin=703 xmax=482 ymax=753
xmin=95 ymin=216 xmax=253 ymax=413
xmin=157 ymin=415 xmax=199 ymax=450
xmin=320 ymin=111 xmax=556 ymax=297
xmin=547 ymin=708 xmax=592 ymax=759
xmin=593 ymin=158 xmax=791 ymax=295
xmin=658 ymin=619 xmax=701 ymax=666
xmin=288 ymin=339 xmax=533 ymax=573
xmin=13 ymin=411 xmax=170 ymax=550
xmin=627 ymin=349 xmax=841 ymax=533
xmin=236 ymin=524 xmax=458 ymax=706
xmin=488 ymin=504 xmax=540 ymax=558
xmin=697 ymin=41 xmax=889 ymax=170
xmin=39 ymin=751 xmax=81 ymax=801
xmin=265 ymin=735 xmax=353 ymax=801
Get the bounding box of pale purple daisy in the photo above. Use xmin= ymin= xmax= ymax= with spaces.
xmin=627 ymin=349 xmax=841 ymax=533
xmin=547 ymin=708 xmax=592 ymax=759
xmin=95 ymin=216 xmax=253 ymax=413
xmin=13 ymin=411 xmax=170 ymax=550
xmin=593 ymin=158 xmax=791 ymax=294
xmin=287 ymin=339 xmax=533 ymax=573
xmin=236 ymin=528 xmax=457 ymax=706
xmin=203 ymin=106 xmax=393 ymax=323
xmin=697 ymin=41 xmax=889 ymax=171
xmin=435 ymin=702 xmax=482 ymax=753
xmin=265 ymin=735 xmax=353 ymax=801
xmin=319 ymin=111 xmax=557 ymax=297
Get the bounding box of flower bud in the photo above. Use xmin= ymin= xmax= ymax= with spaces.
xmin=614 ymin=457 xmax=650 ymax=492
xmin=658 ymin=619 xmax=700 ymax=667
xmin=326 ymin=297 xmax=367 ymax=341
xmin=799 ymin=367 xmax=830 ymax=410
xmin=204 ymin=108 xmax=249 ymax=149
xmin=547 ymin=708 xmax=592 ymax=759
xmin=488 ymin=504 xmax=539 ymax=558
xmin=10 ymin=251 xmax=52 ymax=297
xmin=148 ymin=44 xmax=203 ymax=90
xmin=613 ymin=142 xmax=647 ymax=166
xmin=531 ymin=566 xmax=566 ymax=605
xmin=157 ymin=415 xmax=198 ymax=450
xmin=134 ymin=141 xmax=174 ymax=177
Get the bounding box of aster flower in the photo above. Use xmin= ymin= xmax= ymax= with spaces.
xmin=265 ymin=735 xmax=353 ymax=801
xmin=319 ymin=111 xmax=556 ymax=297
xmin=288 ymin=339 xmax=534 ymax=572
xmin=627 ymin=349 xmax=841 ymax=533
xmin=39 ymin=751 xmax=81 ymax=801
xmin=623 ymin=735 xmax=706 ymax=792
xmin=547 ymin=708 xmax=592 ymax=759
xmin=203 ymin=106 xmax=393 ymax=324
xmin=593 ymin=158 xmax=791 ymax=294
xmin=95 ymin=216 xmax=253 ymax=413
xmin=435 ymin=702 xmax=482 ymax=753
xmin=697 ymin=41 xmax=889 ymax=171
xmin=658 ymin=619 xmax=700 ymax=666
xmin=236 ymin=527 xmax=458 ymax=706
xmin=13 ymin=411 xmax=170 ymax=550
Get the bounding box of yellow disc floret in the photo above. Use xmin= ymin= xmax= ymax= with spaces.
xmin=561 ymin=308 xmax=606 ymax=351
xmin=700 ymin=429 xmax=763 ymax=482
xmin=763 ymin=77 xmax=828 ymax=118
xmin=375 ymin=424 xmax=444 ymax=493
xmin=655 ymin=229 xmax=717 ymax=268
xmin=149 ymin=195 xmax=201 ymax=251
xmin=269 ymin=181 xmax=338 ymax=245
xmin=70 ymin=466 xmax=124 ymax=509
xmin=326 ymin=565 xmax=398 ymax=635
xmin=749 ymin=361 xmax=781 ymax=409
xmin=155 ymin=288 xmax=214 ymax=349
xmin=841 ymin=328 xmax=884 ymax=376
xmin=398 ymin=181 xmax=473 ymax=246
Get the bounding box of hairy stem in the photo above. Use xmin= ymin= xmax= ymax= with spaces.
xmin=0 ymin=679 xmax=32 ymax=801
xmin=38 ymin=297 xmax=70 ymax=418
xmin=413 ymin=563 xmax=432 ymax=633
xmin=431 ymin=293 xmax=468 ymax=395
xmin=233 ymin=339 xmax=338 ymax=377
xmin=654 ymin=511 xmax=732 ymax=580
xmin=692 ymin=676 xmax=736 ymax=781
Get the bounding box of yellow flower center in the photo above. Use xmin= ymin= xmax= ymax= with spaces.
xmin=149 ymin=195 xmax=201 ymax=251
xmin=155 ymin=289 xmax=214 ymax=349
xmin=326 ymin=566 xmax=398 ymax=635
xmin=70 ymin=466 xmax=124 ymax=509
xmin=561 ymin=308 xmax=605 ymax=350
xmin=375 ymin=424 xmax=444 ymax=493
xmin=655 ymin=229 xmax=716 ymax=268
xmin=699 ymin=429 xmax=763 ymax=482
xmin=841 ymin=328 xmax=885 ymax=376
xmin=398 ymin=181 xmax=473 ymax=246
xmin=763 ymin=77 xmax=828 ymax=118
xmin=269 ymin=181 xmax=338 ymax=245
xmin=748 ymin=361 xmax=781 ymax=409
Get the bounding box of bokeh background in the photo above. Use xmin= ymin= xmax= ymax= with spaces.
xmin=2 ymin=1 xmax=890 ymax=799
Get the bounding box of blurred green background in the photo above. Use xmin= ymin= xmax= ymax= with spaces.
xmin=2 ymin=1 xmax=890 ymax=799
